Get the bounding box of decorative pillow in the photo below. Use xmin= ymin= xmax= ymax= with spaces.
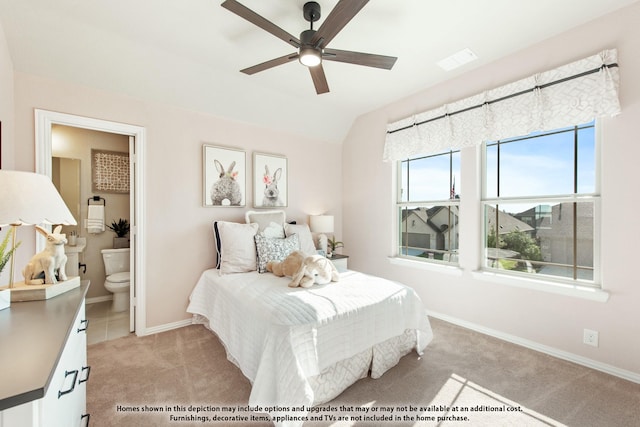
xmin=213 ymin=221 xmax=259 ymax=274
xmin=254 ymin=233 xmax=300 ymax=273
xmin=245 ymin=210 xmax=286 ymax=235
xmin=285 ymin=223 xmax=317 ymax=256
xmin=263 ymin=221 xmax=286 ymax=238
xmin=213 ymin=221 xmax=223 ymax=268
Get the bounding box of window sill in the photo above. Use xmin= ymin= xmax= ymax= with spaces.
xmin=472 ymin=270 xmax=609 ymax=302
xmin=388 ymin=256 xmax=463 ymax=276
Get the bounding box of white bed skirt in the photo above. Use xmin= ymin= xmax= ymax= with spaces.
xmin=193 ymin=314 xmax=417 ymax=407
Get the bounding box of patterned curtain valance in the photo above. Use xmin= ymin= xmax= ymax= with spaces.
xmin=383 ymin=49 xmax=621 ymax=161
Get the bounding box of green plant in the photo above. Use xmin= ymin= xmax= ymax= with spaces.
xmin=107 ymin=218 xmax=130 ymax=237
xmin=0 ymin=229 xmax=21 ymax=275
xmin=328 ymin=236 xmax=344 ymax=252
xmin=501 ymin=230 xmax=542 ymax=262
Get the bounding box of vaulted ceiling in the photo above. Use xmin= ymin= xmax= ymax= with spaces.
xmin=0 ymin=0 xmax=637 ymax=143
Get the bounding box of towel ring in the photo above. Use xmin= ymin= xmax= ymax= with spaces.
xmin=87 ymin=196 xmax=106 ymax=206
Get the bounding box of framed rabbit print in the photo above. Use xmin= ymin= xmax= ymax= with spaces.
xmin=203 ymin=144 xmax=246 ymax=207
xmin=253 ymin=152 xmax=288 ymax=208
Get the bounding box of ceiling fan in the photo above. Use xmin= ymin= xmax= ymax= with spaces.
xmin=221 ymin=0 xmax=397 ymax=94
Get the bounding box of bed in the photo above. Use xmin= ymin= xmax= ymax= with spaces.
xmin=186 ymin=211 xmax=433 ymax=426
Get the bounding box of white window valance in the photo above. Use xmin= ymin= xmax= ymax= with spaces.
xmin=383 ymin=49 xmax=621 ymax=161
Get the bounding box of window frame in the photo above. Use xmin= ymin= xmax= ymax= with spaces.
xmin=480 ymin=121 xmax=602 ymax=288
xmin=395 ymin=149 xmax=461 ymax=266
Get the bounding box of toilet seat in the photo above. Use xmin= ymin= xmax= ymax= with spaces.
xmin=106 ymin=272 xmax=130 ymax=283
xmin=105 ymin=271 xmax=130 ymax=292
xmin=105 ymin=281 xmax=129 ymax=291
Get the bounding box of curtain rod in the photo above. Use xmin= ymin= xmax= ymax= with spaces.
xmin=387 ymin=63 xmax=618 ymax=135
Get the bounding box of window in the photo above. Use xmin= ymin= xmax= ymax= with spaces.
xmin=397 ymin=149 xmax=460 ymax=263
xmin=483 ymin=121 xmax=598 ymax=286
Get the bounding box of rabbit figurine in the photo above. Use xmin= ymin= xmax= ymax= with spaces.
xmin=210 ymin=160 xmax=242 ymax=206
xmin=22 ymin=225 xmax=68 ymax=284
xmin=262 ymin=165 xmax=283 ymax=207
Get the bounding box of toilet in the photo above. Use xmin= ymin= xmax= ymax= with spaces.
xmin=101 ymin=248 xmax=130 ymax=312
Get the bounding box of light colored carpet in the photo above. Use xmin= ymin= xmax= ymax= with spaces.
xmin=87 ymin=317 xmax=640 ymax=426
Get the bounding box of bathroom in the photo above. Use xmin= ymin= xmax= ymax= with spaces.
xmin=51 ymin=124 xmax=132 ymax=344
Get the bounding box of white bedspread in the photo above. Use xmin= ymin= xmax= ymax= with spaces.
xmin=187 ymin=269 xmax=432 ymax=424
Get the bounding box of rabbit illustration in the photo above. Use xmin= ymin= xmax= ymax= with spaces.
xmin=262 ymin=165 xmax=283 ymax=207
xmin=210 ymin=160 xmax=242 ymax=206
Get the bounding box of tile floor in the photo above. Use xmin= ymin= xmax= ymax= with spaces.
xmin=85 ymin=301 xmax=131 ymax=345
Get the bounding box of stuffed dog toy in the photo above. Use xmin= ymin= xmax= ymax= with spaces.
xmin=266 ymin=251 xmax=304 ymax=279
xmin=267 ymin=251 xmax=340 ymax=288
xmin=291 ymin=254 xmax=340 ymax=288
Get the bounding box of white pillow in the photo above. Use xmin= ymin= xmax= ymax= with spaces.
xmin=263 ymin=221 xmax=286 ymax=238
xmin=285 ymin=223 xmax=317 ymax=256
xmin=245 ymin=210 xmax=286 ymax=234
xmin=214 ymin=221 xmax=259 ymax=274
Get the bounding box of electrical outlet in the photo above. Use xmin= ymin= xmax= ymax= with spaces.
xmin=583 ymin=329 xmax=599 ymax=347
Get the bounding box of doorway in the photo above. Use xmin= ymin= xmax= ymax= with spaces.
xmin=35 ymin=109 xmax=146 ymax=336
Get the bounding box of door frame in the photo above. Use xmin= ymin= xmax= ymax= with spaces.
xmin=35 ymin=109 xmax=146 ymax=336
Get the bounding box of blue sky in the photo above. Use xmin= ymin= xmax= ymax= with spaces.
xmin=401 ymin=122 xmax=595 ymax=205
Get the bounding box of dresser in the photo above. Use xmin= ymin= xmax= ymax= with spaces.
xmin=0 ymin=282 xmax=90 ymax=427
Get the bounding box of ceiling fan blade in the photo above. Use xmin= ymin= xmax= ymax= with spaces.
xmin=311 ymin=0 xmax=369 ymax=48
xmin=323 ymin=48 xmax=397 ymax=70
xmin=240 ymin=53 xmax=298 ymax=75
xmin=309 ymin=65 xmax=330 ymax=94
xmin=222 ymin=0 xmax=301 ymax=48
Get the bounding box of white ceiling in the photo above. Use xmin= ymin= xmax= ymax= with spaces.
xmin=0 ymin=0 xmax=637 ymax=143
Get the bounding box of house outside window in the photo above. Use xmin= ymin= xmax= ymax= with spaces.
xmin=483 ymin=121 xmax=599 ymax=286
xmin=397 ymin=150 xmax=460 ymax=263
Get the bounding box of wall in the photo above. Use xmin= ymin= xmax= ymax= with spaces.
xmin=52 ymin=125 xmax=130 ymax=300
xmin=0 ymin=17 xmax=11 ymax=170
xmin=342 ymin=2 xmax=640 ymax=377
xmin=11 ymin=72 xmax=342 ymax=329
xmin=0 ymin=18 xmax=13 ymax=285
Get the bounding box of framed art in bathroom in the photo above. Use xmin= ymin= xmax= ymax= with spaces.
xmin=203 ymin=144 xmax=246 ymax=207
xmin=253 ymin=152 xmax=287 ymax=208
xmin=91 ymin=149 xmax=130 ymax=194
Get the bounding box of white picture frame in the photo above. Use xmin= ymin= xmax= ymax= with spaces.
xmin=203 ymin=144 xmax=246 ymax=207
xmin=253 ymin=152 xmax=288 ymax=208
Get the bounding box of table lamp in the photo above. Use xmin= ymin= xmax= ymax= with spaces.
xmin=309 ymin=215 xmax=334 ymax=256
xmin=0 ymin=170 xmax=77 ymax=308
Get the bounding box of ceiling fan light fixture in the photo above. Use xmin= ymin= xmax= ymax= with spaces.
xmin=222 ymin=0 xmax=397 ymax=94
xmin=299 ymin=47 xmax=321 ymax=67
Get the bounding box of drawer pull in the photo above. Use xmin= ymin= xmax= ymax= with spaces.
xmin=58 ymin=369 xmax=79 ymax=398
xmin=79 ymin=365 xmax=91 ymax=384
xmin=77 ymin=319 xmax=89 ymax=333
xmin=81 ymin=413 xmax=91 ymax=426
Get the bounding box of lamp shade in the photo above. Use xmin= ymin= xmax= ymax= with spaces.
xmin=0 ymin=170 xmax=77 ymax=226
xmin=309 ymin=215 xmax=334 ymax=233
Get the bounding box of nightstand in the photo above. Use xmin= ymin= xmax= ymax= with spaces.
xmin=330 ymin=254 xmax=349 ymax=272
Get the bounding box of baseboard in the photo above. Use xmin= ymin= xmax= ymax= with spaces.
xmin=140 ymin=318 xmax=193 ymax=336
xmin=427 ymin=310 xmax=640 ymax=385
xmin=126 ymin=311 xmax=640 ymax=384
xmin=86 ymin=295 xmax=113 ymax=304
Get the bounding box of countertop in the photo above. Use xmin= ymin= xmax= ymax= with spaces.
xmin=0 ymin=281 xmax=89 ymax=411
xmin=64 ymin=237 xmax=87 ymax=254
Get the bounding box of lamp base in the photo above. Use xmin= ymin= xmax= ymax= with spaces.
xmin=0 ymin=289 xmax=10 ymax=310
xmin=0 ymin=276 xmax=80 ymax=302
xmin=316 ymin=234 xmax=328 ymax=257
